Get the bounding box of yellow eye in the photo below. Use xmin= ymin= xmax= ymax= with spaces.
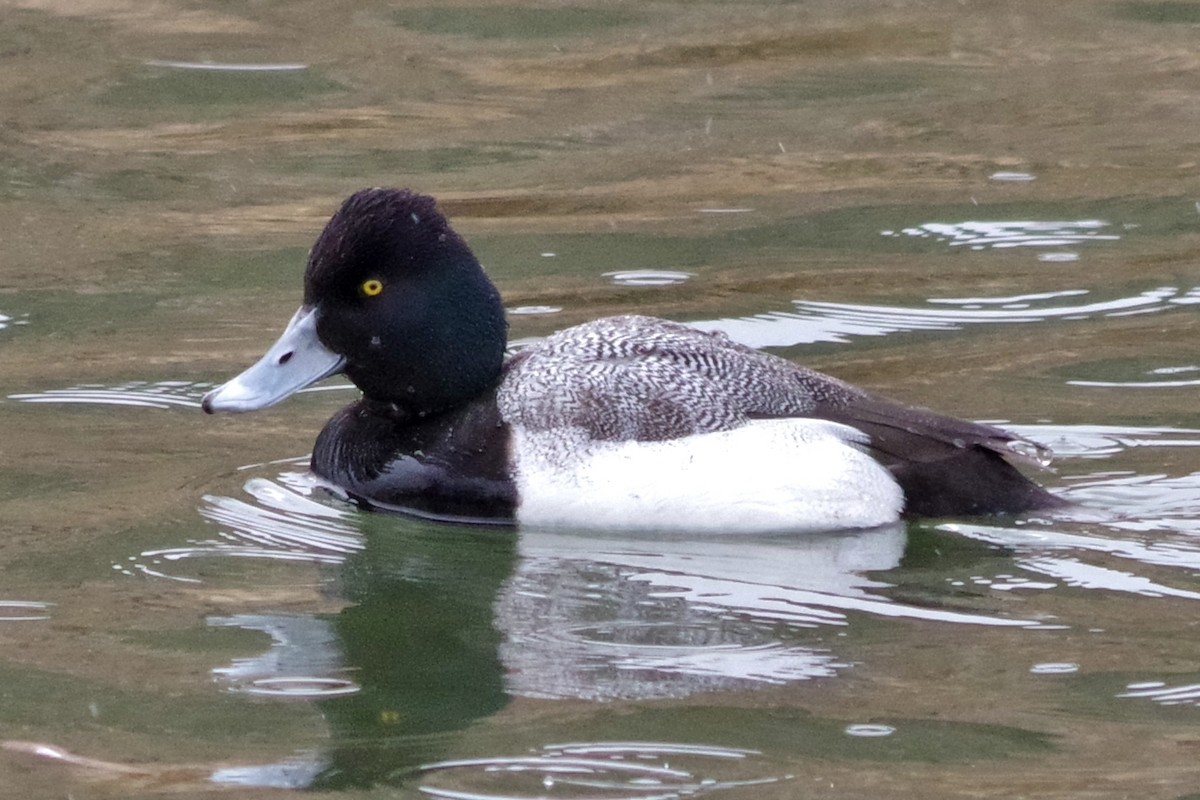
xmin=361 ymin=278 xmax=384 ymax=297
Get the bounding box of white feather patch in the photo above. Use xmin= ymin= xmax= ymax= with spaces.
xmin=511 ymin=418 xmax=904 ymax=533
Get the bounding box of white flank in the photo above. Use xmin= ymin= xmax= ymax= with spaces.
xmin=512 ymin=418 xmax=903 ymax=534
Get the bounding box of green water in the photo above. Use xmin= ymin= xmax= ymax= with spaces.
xmin=2 ymin=2 xmax=1200 ymax=798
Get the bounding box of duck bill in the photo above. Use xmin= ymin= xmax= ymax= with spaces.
xmin=202 ymin=306 xmax=346 ymax=414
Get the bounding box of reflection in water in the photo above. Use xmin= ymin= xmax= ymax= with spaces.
xmin=3 ymin=0 xmax=1200 ymax=792
xmin=1013 ymin=423 xmax=1200 ymax=536
xmin=126 ymin=468 xmax=360 ymax=582
xmin=935 ymin=424 xmax=1200 ymax=601
xmin=1007 ymin=423 xmax=1200 ymax=460
xmin=210 ymin=756 xmax=328 ymax=790
xmin=1118 ymin=681 xmax=1200 ymax=707
xmin=882 ymin=219 xmax=1119 ymax=249
xmin=9 ymin=380 xmax=208 ymax=409
xmin=183 ymin=476 xmax=1037 ymax=790
xmin=921 ymin=424 xmax=1200 ymax=613
xmin=499 ymin=526 xmax=1046 ymax=702
xmin=143 ymin=60 xmax=309 ymax=72
xmin=844 ymin=724 xmax=897 ymax=738
xmin=1067 ymin=364 xmax=1200 ymax=388
xmin=947 ymin=521 xmax=1200 ymax=594
xmin=1029 ymin=663 xmax=1080 ymax=675
xmin=697 ymin=286 xmax=1198 ymax=348
xmin=509 ymin=304 xmax=563 ymax=315
xmin=0 ymin=311 xmax=27 ymax=332
xmin=0 ymin=601 xmax=53 ymax=621
xmin=103 ymin=411 xmax=1200 ymax=791
xmin=701 ymin=288 xmax=1196 ymax=347
xmin=988 ymin=171 xmax=1037 ymax=182
xmin=238 ymin=677 xmax=359 ymax=697
xmin=8 ymin=380 xmax=355 ymax=410
xmin=604 ymin=269 xmax=695 ymax=286
xmin=210 ymin=614 xmax=358 ymax=698
xmin=418 ymin=742 xmax=784 ymax=800
xmin=43 ymin=377 xmax=1195 ymax=790
xmin=199 ymin=473 xmax=359 ymax=558
xmin=1025 ymin=555 xmax=1200 ymax=599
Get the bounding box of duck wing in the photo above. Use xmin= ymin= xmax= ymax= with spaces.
xmin=501 ymin=315 xmax=848 ymax=441
xmin=802 ymin=393 xmax=1065 ymax=516
xmin=501 ymin=315 xmax=1062 ymax=516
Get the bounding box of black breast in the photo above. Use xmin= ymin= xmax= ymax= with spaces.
xmin=311 ymin=393 xmax=516 ymax=524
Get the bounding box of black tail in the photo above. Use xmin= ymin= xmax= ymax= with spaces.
xmin=811 ymin=394 xmax=1066 ymax=518
xmin=889 ymin=446 xmax=1067 ymax=518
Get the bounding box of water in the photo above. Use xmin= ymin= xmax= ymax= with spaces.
xmin=3 ymin=1 xmax=1200 ymax=798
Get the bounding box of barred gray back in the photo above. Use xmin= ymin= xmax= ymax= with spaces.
xmin=498 ymin=315 xmax=864 ymax=442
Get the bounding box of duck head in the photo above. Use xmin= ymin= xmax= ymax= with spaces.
xmin=202 ymin=188 xmax=508 ymax=416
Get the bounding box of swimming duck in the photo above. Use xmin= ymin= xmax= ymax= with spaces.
xmin=202 ymin=188 xmax=1063 ymax=532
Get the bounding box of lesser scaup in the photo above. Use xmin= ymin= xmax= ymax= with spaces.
xmin=202 ymin=188 xmax=1063 ymax=532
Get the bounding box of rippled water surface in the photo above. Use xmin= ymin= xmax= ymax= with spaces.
xmin=3 ymin=2 xmax=1200 ymax=798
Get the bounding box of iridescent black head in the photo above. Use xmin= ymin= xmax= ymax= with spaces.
xmin=304 ymin=188 xmax=507 ymax=412
xmin=202 ymin=188 xmax=507 ymax=416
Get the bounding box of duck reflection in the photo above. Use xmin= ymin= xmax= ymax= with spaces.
xmin=190 ymin=475 xmax=1021 ymax=789
xmin=497 ymin=526 xmax=905 ymax=700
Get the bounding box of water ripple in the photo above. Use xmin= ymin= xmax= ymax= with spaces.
xmin=1012 ymin=423 xmax=1200 ymax=535
xmin=239 ymin=676 xmax=359 ymax=697
xmin=417 ymin=741 xmax=785 ymax=800
xmin=1030 ymin=662 xmax=1080 ymax=675
xmin=1118 ymin=680 xmax=1200 ymax=707
xmin=9 ymin=379 xmax=355 ymax=410
xmin=695 ymin=287 xmax=1193 ymax=348
xmin=499 ymin=527 xmax=1043 ymax=701
xmin=9 ymin=380 xmax=209 ymax=409
xmin=210 ymin=755 xmax=328 ymax=789
xmin=509 ymin=305 xmax=563 ymax=315
xmin=210 ymin=613 xmax=358 ymax=698
xmin=882 ymin=219 xmax=1119 ymax=249
xmin=844 ymin=723 xmax=896 ymax=738
xmin=989 ymin=171 xmax=1037 ymax=182
xmin=1006 ymin=423 xmax=1200 ymax=460
xmin=923 ymin=422 xmax=1200 ymax=609
xmin=145 ymin=59 xmax=309 ymax=72
xmin=0 ymin=311 xmax=29 ymax=332
xmin=122 ymin=469 xmax=361 ymax=583
xmin=1023 ymin=556 xmax=1200 ymax=600
xmin=946 ymin=523 xmax=1200 ymax=587
xmin=0 ymin=601 xmax=53 ymax=621
xmin=604 ymin=270 xmax=694 ymax=287
xmin=1067 ymin=366 xmax=1200 ymax=389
